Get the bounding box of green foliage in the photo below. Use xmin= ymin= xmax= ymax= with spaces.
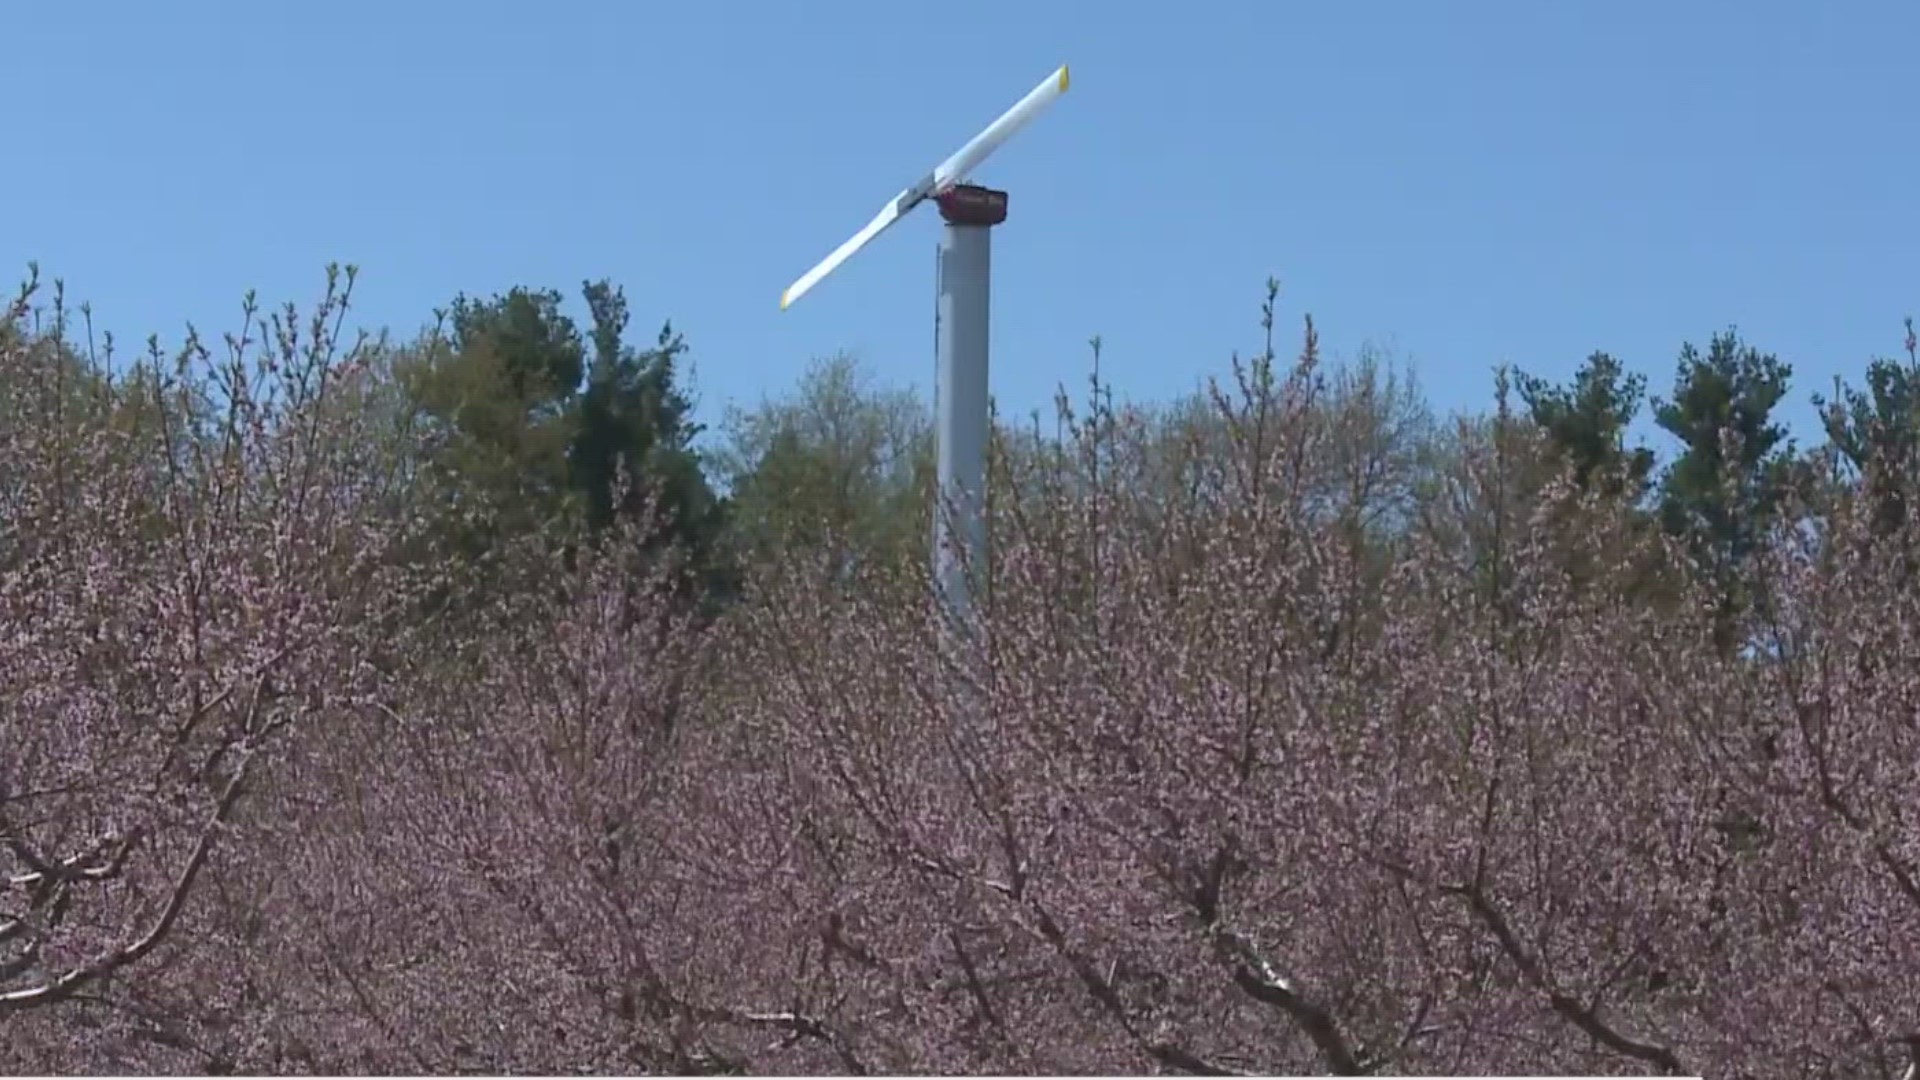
xmin=1516 ymin=350 xmax=1656 ymax=500
xmin=396 ymin=279 xmax=727 ymax=605
xmin=1652 ymin=330 xmax=1795 ymax=642
xmin=715 ymin=354 xmax=931 ymax=585
xmin=401 ymin=289 xmax=581 ymax=553
xmin=1816 ymin=323 xmax=1920 ymax=538
xmin=1654 ymin=331 xmax=1794 ymax=556
xmin=572 ymin=281 xmax=729 ymax=599
xmin=446 ymin=285 xmax=586 ymax=414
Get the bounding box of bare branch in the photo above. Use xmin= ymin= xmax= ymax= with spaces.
xmin=1445 ymin=880 xmax=1688 ymax=1077
xmin=1209 ymin=924 xmax=1366 ymax=1076
xmin=5 ymin=828 xmax=144 ymax=890
xmin=1021 ymin=890 xmax=1245 ymax=1076
xmin=0 ymin=748 xmax=253 ymax=1014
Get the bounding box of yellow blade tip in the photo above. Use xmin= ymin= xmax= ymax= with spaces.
xmin=1059 ymin=65 xmax=1069 ymax=92
xmin=780 ymin=288 xmax=792 ymax=310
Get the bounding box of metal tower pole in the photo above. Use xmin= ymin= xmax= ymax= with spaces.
xmin=932 ymin=185 xmax=1004 ymax=631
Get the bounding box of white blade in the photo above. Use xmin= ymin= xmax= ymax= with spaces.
xmin=781 ymin=64 xmax=1070 ymax=310
xmin=927 ymin=64 xmax=1069 ymax=196
xmin=781 ymin=195 xmax=908 ymax=311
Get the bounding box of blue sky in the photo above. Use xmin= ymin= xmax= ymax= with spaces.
xmin=8 ymin=0 xmax=1915 ymax=451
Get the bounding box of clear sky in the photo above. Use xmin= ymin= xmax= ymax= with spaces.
xmin=8 ymin=0 xmax=1915 ymax=448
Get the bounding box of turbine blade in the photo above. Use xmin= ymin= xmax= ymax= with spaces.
xmin=929 ymin=64 xmax=1069 ymax=194
xmin=779 ymin=64 xmax=1069 ymax=309
xmin=781 ymin=196 xmax=909 ymax=310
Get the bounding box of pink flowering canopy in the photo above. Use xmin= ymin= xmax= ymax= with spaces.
xmin=4 ymin=270 xmax=1917 ymax=1077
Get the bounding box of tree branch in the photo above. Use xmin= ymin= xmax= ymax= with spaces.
xmin=652 ymin=993 xmax=870 ymax=1076
xmin=1209 ymin=924 xmax=1366 ymax=1075
xmin=0 ymin=747 xmax=253 ymax=1013
xmin=1182 ymin=841 xmax=1367 ymax=1075
xmin=1444 ymin=879 xmax=1688 ymax=1076
xmin=1021 ymin=890 xmax=1244 ymax=1076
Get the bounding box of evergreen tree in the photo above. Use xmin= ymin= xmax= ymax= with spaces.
xmin=1652 ymin=330 xmax=1794 ymax=642
xmin=1516 ymin=351 xmax=1656 ymax=500
xmin=1815 ymin=319 xmax=1920 ymax=538
xmin=400 ymin=280 xmax=727 ymax=600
